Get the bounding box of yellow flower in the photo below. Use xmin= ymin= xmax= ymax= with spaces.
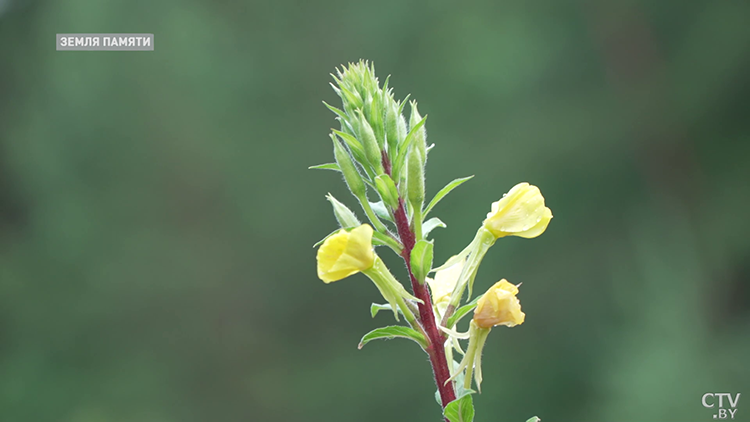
xmin=473 ymin=279 xmax=525 ymax=329
xmin=317 ymin=224 xmax=375 ymax=283
xmin=426 ymin=256 xmax=465 ymax=316
xmin=483 ymin=182 xmax=552 ymax=239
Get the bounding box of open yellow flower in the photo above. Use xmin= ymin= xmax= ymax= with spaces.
xmin=317 ymin=224 xmax=375 ymax=283
xmin=483 ymin=182 xmax=552 ymax=239
xmin=473 ymin=279 xmax=525 ymax=329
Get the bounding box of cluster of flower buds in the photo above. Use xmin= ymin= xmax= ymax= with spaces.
xmin=311 ymin=60 xmax=552 ymax=421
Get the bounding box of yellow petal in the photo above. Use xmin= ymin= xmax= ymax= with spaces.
xmin=483 ymin=182 xmax=552 ymax=239
xmin=473 ymin=279 xmax=525 ymax=329
xmin=316 ymin=224 xmax=375 ymax=283
xmin=426 ymin=256 xmax=465 ymax=305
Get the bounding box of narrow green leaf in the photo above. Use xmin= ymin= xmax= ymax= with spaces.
xmin=446 ymin=295 xmax=482 ymax=328
xmin=370 ymin=303 xmax=402 ymax=318
xmin=423 ymin=217 xmax=446 ymax=237
xmin=443 ymin=393 xmax=475 ymax=422
xmin=358 ymin=326 xmax=428 ymax=349
xmin=525 ymin=417 xmax=541 ymax=422
xmin=423 ymin=176 xmax=474 ymax=217
xmin=394 ymin=115 xmax=428 ymax=172
xmin=397 ymin=94 xmax=411 ymax=115
xmin=309 ymin=163 xmax=341 ymax=172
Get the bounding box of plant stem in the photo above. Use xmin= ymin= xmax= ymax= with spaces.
xmin=393 ymin=198 xmax=457 ymax=412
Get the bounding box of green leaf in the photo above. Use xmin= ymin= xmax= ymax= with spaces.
xmin=446 ymin=295 xmax=482 ymax=328
xmin=525 ymin=418 xmax=541 ymax=422
xmin=423 ymin=176 xmax=474 ymax=217
xmin=358 ymin=326 xmax=428 ymax=349
xmin=443 ymin=393 xmax=475 ymax=422
xmin=370 ymin=303 xmax=402 ymax=318
xmin=309 ymin=163 xmax=341 ymax=171
xmin=423 ymin=217 xmax=446 ymax=237
xmin=410 ymin=239 xmax=434 ymax=284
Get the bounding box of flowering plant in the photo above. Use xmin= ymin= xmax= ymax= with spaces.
xmin=311 ymin=60 xmax=552 ymax=422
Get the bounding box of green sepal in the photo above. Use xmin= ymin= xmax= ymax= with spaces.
xmin=410 ymin=239 xmax=433 ymax=285
xmin=370 ymin=303 xmax=402 ymax=318
xmin=436 ymin=361 xmax=475 ymax=405
xmin=313 ymin=229 xmax=338 ymax=248
xmin=443 ymin=391 xmax=475 ymax=422
xmin=357 ymin=326 xmax=428 ymax=350
xmin=308 ymin=163 xmax=341 ymax=172
xmin=446 ymin=295 xmax=482 ymax=328
xmin=423 ymin=176 xmax=474 ymax=217
xmin=322 ymin=101 xmax=349 ymax=124
xmin=423 ymin=217 xmax=446 ymax=238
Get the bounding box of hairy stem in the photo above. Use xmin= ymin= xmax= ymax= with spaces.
xmin=393 ymin=198 xmax=457 ymax=412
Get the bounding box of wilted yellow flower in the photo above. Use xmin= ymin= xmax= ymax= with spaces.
xmin=426 ymin=256 xmax=465 ymax=316
xmin=483 ymin=182 xmax=552 ymax=239
xmin=473 ymin=279 xmax=525 ymax=329
xmin=317 ymin=224 xmax=375 ymax=283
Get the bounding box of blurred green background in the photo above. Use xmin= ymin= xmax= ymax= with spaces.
xmin=1 ymin=1 xmax=749 ymax=421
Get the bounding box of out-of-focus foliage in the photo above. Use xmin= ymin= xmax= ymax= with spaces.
xmin=0 ymin=1 xmax=748 ymax=421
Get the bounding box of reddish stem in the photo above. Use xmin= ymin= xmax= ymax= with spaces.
xmin=393 ymin=199 xmax=457 ymax=411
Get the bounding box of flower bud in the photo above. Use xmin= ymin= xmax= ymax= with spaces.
xmin=356 ymin=112 xmax=384 ymax=174
xmin=374 ymin=174 xmax=399 ymax=210
xmin=326 ymin=193 xmax=360 ymax=229
xmin=316 ymin=224 xmax=375 ymax=283
xmin=409 ymin=101 xmax=427 ymax=159
xmin=332 ymin=134 xmax=366 ymax=198
xmin=365 ymin=92 xmax=386 ymax=149
xmin=407 ymin=145 xmax=425 ymax=211
xmin=473 ymin=280 xmax=525 ymax=329
xmin=384 ymin=93 xmax=400 ymax=155
xmin=483 ymin=182 xmax=552 ymax=239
